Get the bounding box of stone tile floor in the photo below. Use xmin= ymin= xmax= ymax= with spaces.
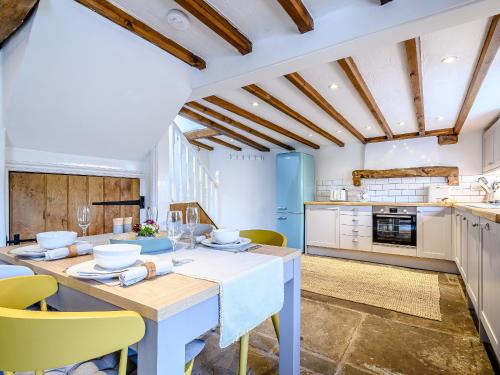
xmin=192 ymin=265 xmax=497 ymax=375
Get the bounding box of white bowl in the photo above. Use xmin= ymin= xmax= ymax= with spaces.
xmin=212 ymin=229 xmax=240 ymax=244
xmin=36 ymin=231 xmax=77 ymax=250
xmin=93 ymin=244 xmax=142 ymax=270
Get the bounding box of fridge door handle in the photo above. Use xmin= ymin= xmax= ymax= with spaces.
xmin=277 ymin=216 xmax=287 ymax=220
xmin=277 ymin=206 xmax=287 ymax=210
xmin=287 ymin=211 xmax=304 ymax=214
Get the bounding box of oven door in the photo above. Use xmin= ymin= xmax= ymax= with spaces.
xmin=372 ymin=214 xmax=416 ymax=247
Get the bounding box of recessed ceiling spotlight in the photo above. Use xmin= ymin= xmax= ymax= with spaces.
xmin=329 ymin=83 xmax=339 ymax=90
xmin=167 ymin=9 xmax=191 ymax=31
xmin=392 ymin=144 xmax=397 ymax=149
xmin=436 ymin=115 xmax=444 ymax=121
xmin=251 ymin=101 xmax=259 ymax=107
xmin=337 ymin=130 xmax=343 ymax=133
xmin=441 ymin=56 xmax=458 ymax=64
xmin=398 ymin=121 xmax=405 ymax=127
xmin=230 ymin=139 xmax=234 ymax=143
xmin=308 ymin=133 xmax=313 ymax=137
xmin=366 ymin=126 xmax=372 ymax=130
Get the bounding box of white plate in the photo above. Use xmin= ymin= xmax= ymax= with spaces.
xmin=66 ymin=255 xmax=155 ymax=280
xmin=201 ymin=237 xmax=251 ymax=249
xmin=10 ymin=241 xmax=89 ymax=258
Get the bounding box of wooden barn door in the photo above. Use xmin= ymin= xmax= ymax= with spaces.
xmin=8 ymin=172 xmax=140 ymax=242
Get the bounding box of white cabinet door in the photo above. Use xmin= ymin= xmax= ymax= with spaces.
xmin=306 ymin=206 xmax=340 ymax=249
xmin=460 ymin=215 xmax=468 ymax=281
xmin=417 ymin=207 xmax=452 ymax=260
xmin=453 ymin=211 xmax=462 ymax=266
xmin=483 ymin=126 xmax=495 ymax=172
xmin=480 ymin=219 xmax=500 ymax=360
xmin=494 ymin=126 xmax=500 ymax=168
xmin=466 ymin=215 xmax=480 ymax=312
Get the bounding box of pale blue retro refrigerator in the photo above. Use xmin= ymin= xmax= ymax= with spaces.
xmin=276 ymin=152 xmax=315 ymax=252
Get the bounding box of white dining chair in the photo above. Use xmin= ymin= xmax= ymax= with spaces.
xmin=0 ymin=265 xmax=34 ymax=279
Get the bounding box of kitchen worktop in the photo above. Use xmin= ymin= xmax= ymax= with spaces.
xmin=305 ymin=201 xmax=500 ymax=223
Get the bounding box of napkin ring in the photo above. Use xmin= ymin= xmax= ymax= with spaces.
xmin=67 ymin=245 xmax=78 ymax=258
xmin=144 ymin=262 xmax=156 ymax=280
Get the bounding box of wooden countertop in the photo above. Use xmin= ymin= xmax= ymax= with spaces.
xmin=305 ymin=201 xmax=500 ymax=223
xmin=0 ymin=240 xmax=300 ymax=321
xmin=454 ymin=204 xmax=500 ymax=224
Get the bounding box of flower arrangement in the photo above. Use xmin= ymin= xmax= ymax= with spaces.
xmin=133 ymin=219 xmax=160 ymax=238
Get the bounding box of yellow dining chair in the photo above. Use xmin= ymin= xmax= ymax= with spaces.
xmin=0 ymin=275 xmax=145 ymax=375
xmin=237 ymin=229 xmax=287 ymax=375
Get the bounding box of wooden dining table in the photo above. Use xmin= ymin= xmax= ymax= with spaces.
xmin=0 ymin=235 xmax=301 ymax=375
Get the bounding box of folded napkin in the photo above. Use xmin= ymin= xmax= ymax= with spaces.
xmin=119 ymin=259 xmax=173 ymax=286
xmin=44 ymin=242 xmax=93 ymax=260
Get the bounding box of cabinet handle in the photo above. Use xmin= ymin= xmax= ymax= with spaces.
xmin=352 ymin=229 xmax=359 ymax=233
xmin=352 ymin=218 xmax=359 ymax=222
xmin=482 ymin=223 xmax=490 ymax=231
xmin=352 ymin=238 xmax=359 ymax=243
xmin=463 ymin=217 xmax=467 ymax=221
xmin=456 ymin=214 xmax=461 ymax=217
xmin=472 ymin=223 xmax=479 ymax=227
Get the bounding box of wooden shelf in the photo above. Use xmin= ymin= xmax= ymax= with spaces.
xmin=352 ymin=166 xmax=459 ymax=186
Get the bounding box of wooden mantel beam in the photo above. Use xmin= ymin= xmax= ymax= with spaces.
xmin=284 ymin=72 xmax=366 ymax=143
xmin=453 ymin=15 xmax=500 ymax=135
xmin=243 ymin=84 xmax=344 ymax=147
xmin=174 ymin=0 xmax=252 ymax=55
xmin=76 ymin=0 xmax=206 ymax=69
xmin=353 ymin=167 xmax=459 ymax=186
xmin=338 ymin=57 xmax=394 ymax=139
xmin=179 ymin=107 xmax=270 ymax=152
xmin=0 ymin=0 xmax=38 ymax=46
xmin=186 ymin=101 xmax=295 ymax=150
xmin=404 ymin=37 xmax=426 ymax=136
xmin=277 ymin=0 xmax=314 ymax=34
xmin=205 ymin=136 xmax=242 ymax=151
xmin=204 ymin=96 xmax=320 ymax=149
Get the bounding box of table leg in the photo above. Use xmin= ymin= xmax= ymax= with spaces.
xmin=279 ymin=256 xmax=301 ymax=375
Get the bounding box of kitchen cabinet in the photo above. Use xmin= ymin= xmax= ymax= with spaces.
xmin=416 ymin=207 xmax=452 ymax=260
xmin=305 ymin=205 xmax=340 ymax=249
xmin=466 ymin=214 xmax=480 ymax=312
xmin=339 ymin=206 xmax=372 ymax=252
xmin=453 ymin=211 xmax=463 ymax=268
xmin=460 ymin=214 xmax=468 ymax=281
xmin=483 ymin=118 xmax=500 ymax=173
xmin=480 ymin=219 xmax=500 ymax=360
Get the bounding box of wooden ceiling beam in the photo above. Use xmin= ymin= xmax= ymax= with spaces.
xmin=205 ymin=136 xmax=242 ymax=151
xmin=174 ymin=0 xmax=251 ymax=55
xmin=404 ymin=37 xmax=426 ymax=135
xmin=284 ymin=72 xmax=366 ymax=143
xmin=204 ymin=96 xmax=320 ymax=149
xmin=365 ymin=128 xmax=454 ymax=143
xmin=186 ymin=101 xmax=295 ymax=150
xmin=277 ymin=0 xmax=314 ymax=34
xmin=189 ymin=139 xmax=213 ymax=151
xmin=184 ymin=128 xmax=220 ymax=140
xmin=453 ymin=15 xmax=500 ymax=135
xmin=338 ymin=57 xmax=394 ymax=139
xmin=179 ymin=107 xmax=270 ymax=152
xmin=0 ymin=0 xmax=38 ymax=46
xmin=243 ymin=84 xmax=344 ymax=146
xmin=76 ymin=0 xmax=206 ymax=69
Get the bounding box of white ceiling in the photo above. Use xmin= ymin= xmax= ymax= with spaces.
xmin=180 ymin=15 xmax=499 ymax=150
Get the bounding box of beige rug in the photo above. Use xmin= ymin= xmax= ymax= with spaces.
xmin=301 ymin=255 xmax=442 ymax=321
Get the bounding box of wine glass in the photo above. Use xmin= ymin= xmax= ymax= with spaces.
xmin=167 ymin=211 xmax=188 ymax=266
xmin=77 ymin=205 xmax=92 ymax=237
xmin=146 ymin=206 xmax=158 ymax=223
xmin=186 ymin=206 xmax=199 ymax=249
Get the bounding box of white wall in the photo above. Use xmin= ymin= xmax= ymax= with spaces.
xmin=208 ymin=149 xmax=277 ymax=230
xmin=364 ymin=131 xmax=483 ymax=175
xmin=2 ymin=0 xmax=194 ymax=161
xmin=311 ymin=144 xmax=365 ymax=182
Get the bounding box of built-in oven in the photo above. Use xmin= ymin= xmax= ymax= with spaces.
xmin=372 ymin=206 xmax=417 ymax=247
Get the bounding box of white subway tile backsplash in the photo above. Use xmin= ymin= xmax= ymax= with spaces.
xmin=316 ymin=174 xmax=489 ymax=204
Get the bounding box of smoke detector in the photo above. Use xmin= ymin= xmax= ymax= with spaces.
xmin=167 ymin=9 xmax=190 ymax=31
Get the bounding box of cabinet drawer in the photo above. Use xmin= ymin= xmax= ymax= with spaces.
xmin=340 ymin=235 xmax=372 ymax=251
xmin=340 ymin=206 xmax=372 ymax=216
xmin=340 ymin=215 xmax=372 ymax=226
xmin=340 ymin=225 xmax=372 ymax=237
